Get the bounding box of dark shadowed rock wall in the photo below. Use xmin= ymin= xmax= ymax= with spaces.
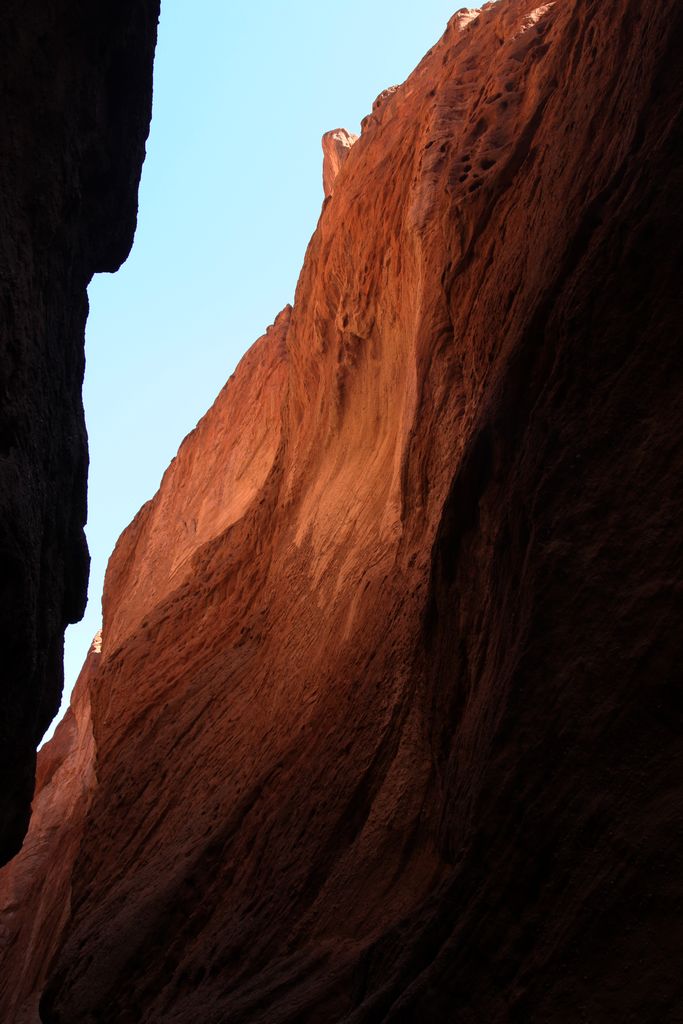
xmin=0 ymin=1 xmax=159 ymax=863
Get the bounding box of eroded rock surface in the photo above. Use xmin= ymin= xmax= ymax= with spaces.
xmin=2 ymin=0 xmax=682 ymax=1020
xmin=0 ymin=0 xmax=160 ymax=863
xmin=0 ymin=636 xmax=99 ymax=1023
xmin=322 ymin=129 xmax=359 ymax=197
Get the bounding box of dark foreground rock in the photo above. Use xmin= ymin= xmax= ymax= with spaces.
xmin=0 ymin=0 xmax=159 ymax=862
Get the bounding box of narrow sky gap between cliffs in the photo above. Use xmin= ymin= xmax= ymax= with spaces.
xmin=48 ymin=0 xmax=466 ymax=744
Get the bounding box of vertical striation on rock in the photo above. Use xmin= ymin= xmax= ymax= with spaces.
xmin=0 ymin=0 xmax=160 ymax=862
xmin=2 ymin=0 xmax=682 ymax=1021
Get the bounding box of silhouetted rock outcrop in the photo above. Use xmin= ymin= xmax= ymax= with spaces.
xmin=2 ymin=0 xmax=682 ymax=1020
xmin=0 ymin=0 xmax=159 ymax=862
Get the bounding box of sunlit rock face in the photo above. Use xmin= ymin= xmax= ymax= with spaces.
xmin=0 ymin=0 xmax=160 ymax=864
xmin=322 ymin=128 xmax=359 ymax=196
xmin=2 ymin=0 xmax=682 ymax=1020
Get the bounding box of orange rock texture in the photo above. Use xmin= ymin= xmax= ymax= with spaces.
xmin=3 ymin=0 xmax=683 ymax=1020
xmin=0 ymin=636 xmax=99 ymax=1024
xmin=322 ymin=129 xmax=358 ymax=196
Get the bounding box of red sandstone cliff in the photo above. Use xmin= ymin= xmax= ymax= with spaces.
xmin=0 ymin=636 xmax=99 ymax=1023
xmin=322 ymin=129 xmax=358 ymax=197
xmin=0 ymin=0 xmax=159 ymax=862
xmin=2 ymin=0 xmax=682 ymax=1020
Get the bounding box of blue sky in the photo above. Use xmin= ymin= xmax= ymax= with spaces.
xmin=52 ymin=0 xmax=469 ymax=739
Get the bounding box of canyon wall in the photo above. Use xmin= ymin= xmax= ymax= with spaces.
xmin=0 ymin=1 xmax=160 ymax=862
xmin=2 ymin=0 xmax=682 ymax=1020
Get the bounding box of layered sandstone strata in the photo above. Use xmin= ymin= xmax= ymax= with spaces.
xmin=2 ymin=0 xmax=682 ymax=1020
xmin=0 ymin=0 xmax=160 ymax=862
